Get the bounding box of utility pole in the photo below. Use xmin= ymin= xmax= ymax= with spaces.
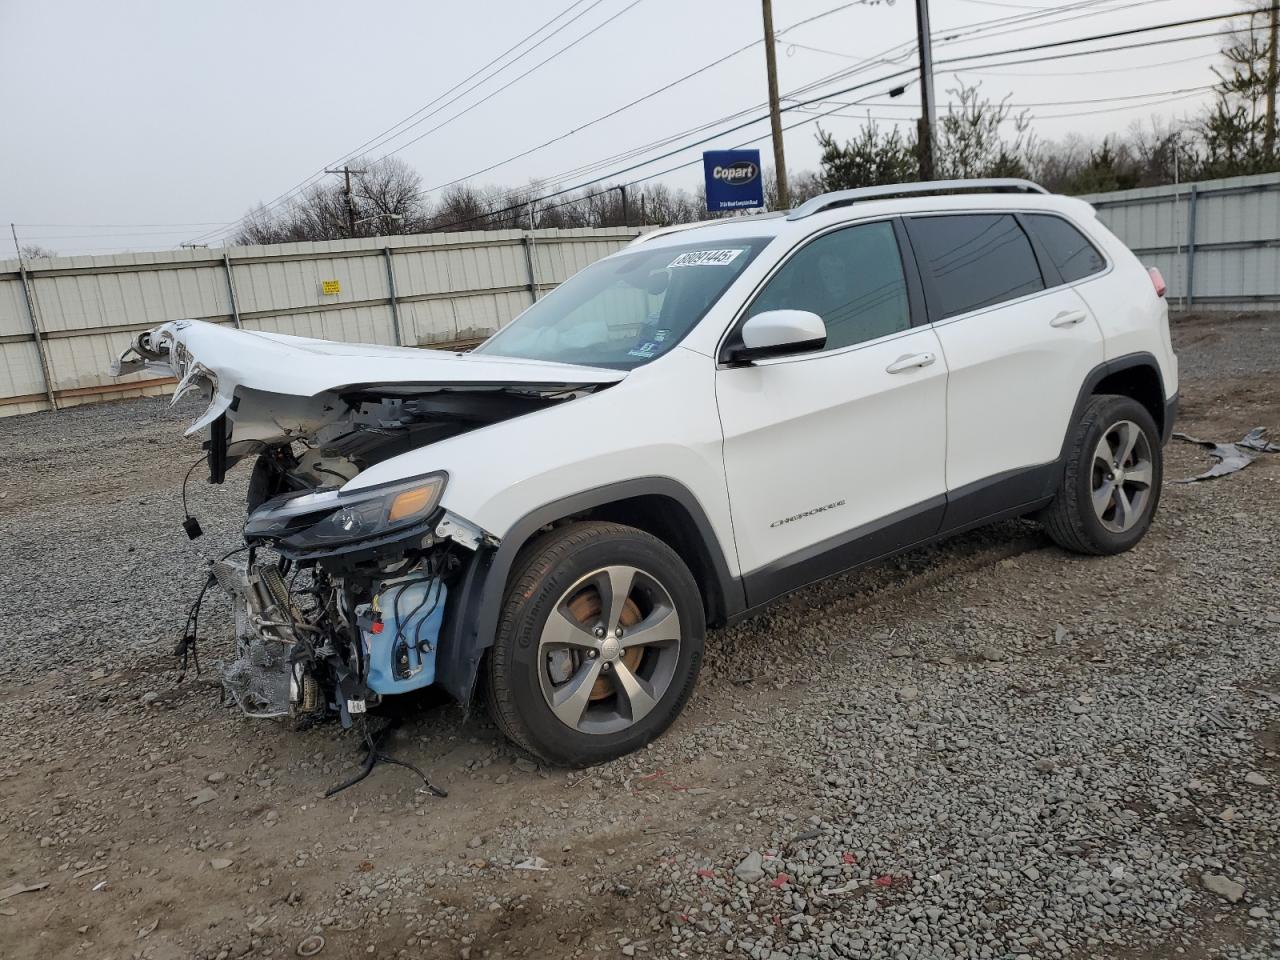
xmin=914 ymin=0 xmax=937 ymax=181
xmin=1265 ymin=0 xmax=1279 ymax=159
xmin=325 ymin=164 xmax=366 ymax=237
xmin=761 ymin=0 xmax=789 ymax=209
xmin=616 ymin=184 xmax=629 ymax=226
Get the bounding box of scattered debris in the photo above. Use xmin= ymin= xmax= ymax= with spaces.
xmin=136 ymin=917 xmax=159 ymax=939
xmin=1201 ymin=873 xmax=1245 ymax=903
xmin=1172 ymin=427 xmax=1280 ymax=482
xmin=187 ymin=787 xmax=218 ymax=807
xmin=296 ymin=934 xmax=326 ymax=957
xmin=512 ymin=857 xmax=550 ymax=871
xmin=210 ymin=858 xmax=234 ymax=870
xmin=0 ymin=882 xmax=48 ymax=902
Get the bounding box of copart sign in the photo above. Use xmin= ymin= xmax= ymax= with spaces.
xmin=703 ymin=149 xmax=765 ymax=213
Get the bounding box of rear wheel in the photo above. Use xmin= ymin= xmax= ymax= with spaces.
xmin=1041 ymin=394 xmax=1162 ymax=555
xmin=486 ymin=521 xmax=704 ymax=766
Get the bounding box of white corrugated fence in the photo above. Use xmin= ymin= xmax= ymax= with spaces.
xmin=1080 ymin=171 xmax=1280 ymax=313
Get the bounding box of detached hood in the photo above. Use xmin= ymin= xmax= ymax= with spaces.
xmin=113 ymin=319 xmax=625 ymax=446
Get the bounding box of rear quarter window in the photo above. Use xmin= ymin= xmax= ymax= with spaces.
xmin=907 ymin=214 xmax=1045 ymax=321
xmin=1023 ymin=213 xmax=1107 ymax=283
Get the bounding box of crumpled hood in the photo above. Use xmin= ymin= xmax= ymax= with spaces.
xmin=112 ymin=319 xmax=625 ymax=440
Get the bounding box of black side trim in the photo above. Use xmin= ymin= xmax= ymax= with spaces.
xmin=1162 ymin=390 xmax=1179 ymax=445
xmin=892 ymin=217 xmax=930 ymax=328
xmin=434 ymin=477 xmax=743 ymax=705
xmin=742 ymin=495 xmax=946 ymax=609
xmin=938 ymin=461 xmax=1059 ymax=535
xmin=1014 ymin=211 xmax=1065 ymax=288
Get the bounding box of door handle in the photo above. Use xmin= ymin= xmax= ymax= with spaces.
xmin=885 ymin=352 xmax=936 ymax=374
xmin=1050 ymin=309 xmax=1088 ymax=328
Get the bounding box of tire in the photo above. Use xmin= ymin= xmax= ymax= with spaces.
xmin=486 ymin=521 xmax=705 ymax=766
xmin=1041 ymin=394 xmax=1163 ymax=555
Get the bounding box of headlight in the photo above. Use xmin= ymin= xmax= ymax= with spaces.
xmin=245 ymin=473 xmax=447 ymax=553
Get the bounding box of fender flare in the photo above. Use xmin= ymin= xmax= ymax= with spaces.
xmin=1061 ymin=351 xmax=1172 ymax=459
xmin=435 ymin=477 xmax=742 ymax=705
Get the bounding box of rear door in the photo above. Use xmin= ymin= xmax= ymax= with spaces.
xmin=903 ymin=212 xmax=1105 ymax=528
xmin=715 ymin=219 xmax=949 ymax=604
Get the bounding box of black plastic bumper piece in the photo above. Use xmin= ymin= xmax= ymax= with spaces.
xmin=1163 ymin=391 xmax=1179 ymax=445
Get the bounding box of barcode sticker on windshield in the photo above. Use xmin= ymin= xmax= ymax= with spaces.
xmin=668 ymin=248 xmax=744 ymax=268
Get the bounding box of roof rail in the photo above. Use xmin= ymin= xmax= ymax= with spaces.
xmin=629 ymin=209 xmax=787 ymax=246
xmin=786 ymin=178 xmax=1050 ymax=221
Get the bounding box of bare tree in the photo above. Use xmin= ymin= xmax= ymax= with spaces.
xmin=935 ymin=80 xmax=1034 ymax=179
xmin=18 ymin=243 xmax=58 ymax=260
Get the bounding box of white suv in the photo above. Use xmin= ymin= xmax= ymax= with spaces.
xmin=117 ymin=179 xmax=1178 ymax=766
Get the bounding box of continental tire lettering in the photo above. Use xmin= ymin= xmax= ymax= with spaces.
xmin=770 ymin=499 xmax=847 ymax=528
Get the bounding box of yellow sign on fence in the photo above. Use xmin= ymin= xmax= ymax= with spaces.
xmin=321 ymin=279 xmax=341 ymax=296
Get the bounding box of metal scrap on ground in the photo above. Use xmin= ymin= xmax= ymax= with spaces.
xmin=1171 ymin=427 xmax=1280 ymax=482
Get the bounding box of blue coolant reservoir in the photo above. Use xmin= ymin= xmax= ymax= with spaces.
xmin=361 ymin=576 xmax=446 ymax=695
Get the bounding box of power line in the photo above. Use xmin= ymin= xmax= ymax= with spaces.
xmin=520 ymin=8 xmax=1238 ymax=201
xmin=196 ymin=2 xmax=1269 ymax=250
xmin=842 ymin=83 xmax=1215 ymax=110
xmin=424 ymin=0 xmax=1136 ymax=209
xmin=17 ymin=221 xmax=232 ymax=229
xmin=940 ymin=5 xmax=1279 ymax=64
xmin=233 ymin=0 xmax=889 ymax=227
xmin=374 ymin=0 xmax=648 ymax=163
xmin=197 ymin=0 xmax=1122 ymax=244
xmin=955 ymin=49 xmax=1215 ymax=77
xmin=185 ymin=0 xmax=612 ymax=245
xmin=786 ymin=0 xmax=1165 ymax=61
xmin=936 ymin=27 xmax=1227 ymax=71
xmin=16 ymin=228 xmax=249 ymax=240
xmin=418 ymin=7 xmax=1254 ymax=234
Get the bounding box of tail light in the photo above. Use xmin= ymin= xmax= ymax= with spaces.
xmin=1147 ymin=266 xmax=1166 ymax=298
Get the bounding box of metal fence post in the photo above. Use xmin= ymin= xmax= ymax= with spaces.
xmin=222 ymin=250 xmax=242 ymax=328
xmin=522 ymin=233 xmax=539 ymax=304
xmin=11 ymin=253 xmax=58 ymax=411
xmin=383 ymin=246 xmax=403 ymax=346
xmin=1184 ymin=184 xmax=1198 ymax=310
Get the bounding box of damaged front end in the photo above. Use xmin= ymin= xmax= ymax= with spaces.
xmin=220 ymin=471 xmax=477 ymax=727
xmin=115 ymin=319 xmax=622 ymax=727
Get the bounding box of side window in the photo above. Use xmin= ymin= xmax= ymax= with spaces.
xmin=909 ymin=214 xmax=1044 ymax=320
xmin=747 ymin=221 xmax=910 ymax=351
xmin=1024 ymin=213 xmax=1106 ymax=283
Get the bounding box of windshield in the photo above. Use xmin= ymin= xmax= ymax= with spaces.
xmin=474 ymin=236 xmax=771 ymax=369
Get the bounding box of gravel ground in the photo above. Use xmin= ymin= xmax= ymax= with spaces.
xmin=0 ymin=312 xmax=1277 ymax=960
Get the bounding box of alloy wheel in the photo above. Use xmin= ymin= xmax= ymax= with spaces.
xmin=537 ymin=565 xmax=682 ymax=735
xmin=1091 ymin=419 xmax=1154 ymax=533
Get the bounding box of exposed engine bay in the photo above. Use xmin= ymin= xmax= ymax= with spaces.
xmin=114 ymin=319 xmax=623 ymax=731
xmin=212 ymin=538 xmax=456 ymax=728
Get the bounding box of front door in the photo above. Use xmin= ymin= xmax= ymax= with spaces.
xmin=715 ymin=219 xmax=949 ymax=606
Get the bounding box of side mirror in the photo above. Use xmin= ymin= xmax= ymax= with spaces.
xmin=723 ymin=310 xmax=827 ymax=365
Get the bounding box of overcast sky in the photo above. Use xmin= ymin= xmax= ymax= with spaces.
xmin=0 ymin=0 xmax=1239 ymax=254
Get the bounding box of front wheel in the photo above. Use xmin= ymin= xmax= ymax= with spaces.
xmin=486 ymin=521 xmax=705 ymax=766
xmin=1041 ymin=394 xmax=1163 ymax=555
